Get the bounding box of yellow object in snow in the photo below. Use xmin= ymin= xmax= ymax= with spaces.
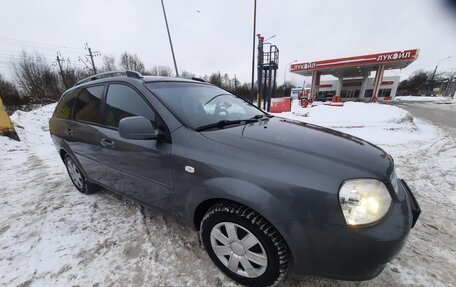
xmin=0 ymin=96 xmax=15 ymax=134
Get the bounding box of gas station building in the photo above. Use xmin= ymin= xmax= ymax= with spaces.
xmin=290 ymin=49 xmax=419 ymax=101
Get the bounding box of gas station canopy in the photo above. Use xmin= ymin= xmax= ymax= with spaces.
xmin=290 ymin=49 xmax=419 ymax=78
xmin=290 ymin=49 xmax=419 ymax=101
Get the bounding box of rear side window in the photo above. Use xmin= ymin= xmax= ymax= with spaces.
xmin=105 ymin=84 xmax=155 ymax=128
xmin=54 ymin=89 xmax=79 ymax=119
xmin=73 ymin=85 xmax=104 ymax=124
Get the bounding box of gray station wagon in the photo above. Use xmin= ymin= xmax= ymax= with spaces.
xmin=49 ymin=70 xmax=421 ymax=286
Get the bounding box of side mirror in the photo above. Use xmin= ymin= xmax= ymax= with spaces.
xmin=118 ymin=116 xmax=157 ymax=140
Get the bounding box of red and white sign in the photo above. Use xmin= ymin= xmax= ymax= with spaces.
xmin=290 ymin=49 xmax=419 ymax=72
xmin=319 ymin=84 xmax=333 ymax=88
xmin=270 ymin=97 xmax=291 ymax=113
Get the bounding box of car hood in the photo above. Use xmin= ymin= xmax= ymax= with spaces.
xmin=201 ymin=117 xmax=393 ymax=181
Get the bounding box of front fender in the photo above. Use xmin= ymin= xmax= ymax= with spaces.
xmin=184 ymin=177 xmax=297 ymax=227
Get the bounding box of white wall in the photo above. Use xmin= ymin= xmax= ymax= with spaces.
xmin=318 ymin=76 xmax=400 ymax=98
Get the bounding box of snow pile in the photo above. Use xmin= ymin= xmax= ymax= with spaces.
xmin=434 ymin=97 xmax=456 ymax=105
xmin=289 ymin=101 xmax=412 ymax=126
xmin=273 ymin=100 xmax=436 ymax=145
xmin=395 ymin=96 xmax=450 ymax=102
xmin=10 ymin=103 xmax=56 ymax=146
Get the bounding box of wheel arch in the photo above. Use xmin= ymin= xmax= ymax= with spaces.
xmin=59 ymin=147 xmax=89 ymax=179
xmin=193 ymin=198 xmax=224 ymax=231
xmin=190 ymin=177 xmax=297 ymax=230
xmin=59 ymin=148 xmax=68 ymax=161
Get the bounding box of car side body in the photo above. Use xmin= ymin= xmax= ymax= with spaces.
xmin=49 ymin=73 xmax=420 ymax=283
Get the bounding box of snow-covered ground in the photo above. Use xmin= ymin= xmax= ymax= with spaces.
xmin=276 ymin=101 xmax=436 ymax=145
xmin=395 ymin=95 xmax=455 ymax=104
xmin=1 ymin=102 xmax=455 ymax=287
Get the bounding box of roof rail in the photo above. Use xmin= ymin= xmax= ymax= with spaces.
xmin=74 ymin=70 xmax=143 ymax=86
xmin=190 ymin=77 xmax=206 ymax=82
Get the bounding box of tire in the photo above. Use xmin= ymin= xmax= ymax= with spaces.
xmin=64 ymin=154 xmax=99 ymax=194
xmin=200 ymin=201 xmax=289 ymax=287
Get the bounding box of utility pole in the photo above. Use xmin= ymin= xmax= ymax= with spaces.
xmin=56 ymin=52 xmax=68 ymax=89
xmin=85 ymin=43 xmax=100 ymax=74
xmin=430 ymin=56 xmax=451 ymax=95
xmin=250 ymin=0 xmax=257 ymax=102
xmin=161 ymin=0 xmax=179 ymax=77
xmin=445 ymin=72 xmax=455 ymax=97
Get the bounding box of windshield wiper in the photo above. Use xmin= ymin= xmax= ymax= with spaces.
xmin=203 ymin=93 xmax=231 ymax=106
xmin=251 ymin=114 xmax=274 ymax=119
xmin=196 ymin=118 xmax=258 ymax=131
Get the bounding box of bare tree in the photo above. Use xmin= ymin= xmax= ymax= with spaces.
xmin=222 ymin=73 xmax=231 ymax=90
xmin=208 ymin=72 xmax=222 ymax=87
xmin=63 ymin=65 xmax=92 ymax=87
xmin=0 ymin=74 xmax=23 ymax=107
xmin=102 ymin=55 xmax=116 ymax=71
xmin=146 ymin=65 xmax=172 ymax=77
xmin=180 ymin=70 xmax=195 ymax=78
xmin=119 ymin=52 xmax=145 ymax=73
xmin=398 ymin=70 xmax=430 ymax=96
xmin=12 ymin=51 xmax=63 ymax=104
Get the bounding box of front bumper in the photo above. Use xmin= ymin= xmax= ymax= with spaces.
xmin=401 ymin=179 xmax=421 ymax=228
xmin=275 ymin=179 xmax=420 ymax=280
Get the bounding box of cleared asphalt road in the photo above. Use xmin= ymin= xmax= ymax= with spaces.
xmin=391 ymin=102 xmax=455 ymax=133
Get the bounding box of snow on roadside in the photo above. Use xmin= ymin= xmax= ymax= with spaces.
xmin=9 ymin=103 xmax=61 ymax=169
xmin=395 ymin=95 xmax=454 ymax=103
xmin=274 ymin=100 xmax=437 ymax=145
xmin=10 ymin=103 xmax=56 ymax=146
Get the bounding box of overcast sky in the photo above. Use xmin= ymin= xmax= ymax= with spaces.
xmin=1 ymin=0 xmax=455 ymax=85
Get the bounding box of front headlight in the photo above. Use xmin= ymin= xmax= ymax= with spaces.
xmin=339 ymin=179 xmax=392 ymax=226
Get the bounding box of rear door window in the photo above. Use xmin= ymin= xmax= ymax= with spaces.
xmin=105 ymin=84 xmax=155 ymax=128
xmin=73 ymin=85 xmax=104 ymax=124
xmin=54 ymin=89 xmax=79 ymax=119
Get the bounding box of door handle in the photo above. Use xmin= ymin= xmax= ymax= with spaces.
xmin=65 ymin=128 xmax=73 ymax=135
xmin=100 ymin=138 xmax=115 ymax=148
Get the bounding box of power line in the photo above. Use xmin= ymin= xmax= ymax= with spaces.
xmin=0 ymin=47 xmax=84 ymax=59
xmin=0 ymin=57 xmax=55 ymax=63
xmin=0 ymin=36 xmax=85 ymax=51
xmin=0 ymin=50 xmax=78 ymax=58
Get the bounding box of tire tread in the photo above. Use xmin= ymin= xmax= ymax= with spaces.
xmin=64 ymin=154 xmax=99 ymax=194
xmin=201 ymin=201 xmax=289 ymax=286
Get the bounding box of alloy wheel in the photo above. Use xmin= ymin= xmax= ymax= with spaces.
xmin=210 ymin=222 xmax=268 ymax=278
xmin=67 ymin=159 xmax=83 ymax=189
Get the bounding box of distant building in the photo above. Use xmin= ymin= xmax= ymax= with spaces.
xmin=316 ymin=76 xmax=399 ymax=99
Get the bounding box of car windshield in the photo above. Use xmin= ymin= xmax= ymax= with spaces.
xmin=146 ymin=82 xmax=266 ymax=130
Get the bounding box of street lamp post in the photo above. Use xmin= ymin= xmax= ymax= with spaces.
xmin=264 ymin=35 xmax=276 ymax=42
xmin=430 ymin=56 xmax=451 ymax=95
xmin=250 ymin=0 xmax=257 ymax=102
xmin=282 ymin=60 xmax=297 ymax=97
xmin=161 ymin=0 xmax=179 ymax=77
